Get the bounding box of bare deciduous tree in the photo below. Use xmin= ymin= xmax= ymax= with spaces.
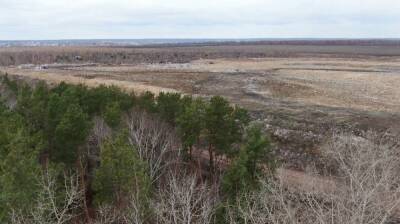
xmin=126 ymin=109 xmax=181 ymax=184
xmin=315 ymin=132 xmax=400 ymax=224
xmin=234 ymin=132 xmax=400 ymax=224
xmin=94 ymin=193 xmax=147 ymax=224
xmin=87 ymin=116 xmax=112 ymax=151
xmin=93 ymin=205 xmax=121 ymax=224
xmin=11 ymin=170 xmax=83 ymax=224
xmin=153 ymin=173 xmax=216 ymax=224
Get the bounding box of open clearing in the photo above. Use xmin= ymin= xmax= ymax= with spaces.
xmin=4 ymin=56 xmax=400 ymax=112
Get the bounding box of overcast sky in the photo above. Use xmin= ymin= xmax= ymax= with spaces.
xmin=1 ymin=0 xmax=400 ymax=40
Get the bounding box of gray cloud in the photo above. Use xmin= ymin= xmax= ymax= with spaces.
xmin=1 ymin=0 xmax=399 ymax=39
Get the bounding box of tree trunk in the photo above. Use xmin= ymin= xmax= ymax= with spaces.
xmin=78 ymin=156 xmax=92 ymax=223
xmin=208 ymin=144 xmax=214 ymax=174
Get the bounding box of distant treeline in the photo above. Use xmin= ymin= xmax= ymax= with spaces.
xmin=2 ymin=38 xmax=400 ymax=48
xmin=139 ymin=39 xmax=400 ymax=48
xmin=2 ymin=42 xmax=400 ymax=66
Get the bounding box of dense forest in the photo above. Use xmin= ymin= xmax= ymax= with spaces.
xmin=0 ymin=74 xmax=276 ymax=223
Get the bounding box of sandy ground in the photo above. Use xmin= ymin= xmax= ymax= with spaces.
xmin=1 ymin=67 xmax=178 ymax=95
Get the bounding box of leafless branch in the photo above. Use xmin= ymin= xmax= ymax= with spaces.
xmin=125 ymin=109 xmax=181 ymax=184
xmin=235 ymin=132 xmax=400 ymax=224
xmin=153 ymin=173 xmax=216 ymax=224
xmin=11 ymin=169 xmax=83 ymax=224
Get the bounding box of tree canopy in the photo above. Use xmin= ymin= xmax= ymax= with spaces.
xmin=0 ymin=75 xmax=276 ymax=224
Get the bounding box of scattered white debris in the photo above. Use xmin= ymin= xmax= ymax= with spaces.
xmin=17 ymin=64 xmax=35 ymax=69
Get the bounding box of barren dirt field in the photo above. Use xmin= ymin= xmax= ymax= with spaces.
xmin=4 ymin=56 xmax=400 ymax=111
xmin=2 ymin=45 xmax=400 ymax=168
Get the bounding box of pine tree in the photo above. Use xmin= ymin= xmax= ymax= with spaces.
xmin=93 ymin=132 xmax=151 ymax=206
xmin=156 ymin=92 xmax=182 ymax=124
xmin=0 ymin=105 xmax=42 ymax=222
xmin=221 ymin=124 xmax=275 ymax=198
xmin=53 ymin=103 xmax=91 ymax=166
xmin=103 ymin=101 xmax=122 ymax=128
xmin=176 ymin=98 xmax=205 ymax=158
xmin=137 ymin=91 xmax=157 ymax=112
xmin=204 ymin=96 xmax=236 ymax=171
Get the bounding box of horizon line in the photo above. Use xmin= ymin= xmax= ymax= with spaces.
xmin=1 ymin=37 xmax=400 ymax=42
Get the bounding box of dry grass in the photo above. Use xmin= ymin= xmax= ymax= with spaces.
xmin=3 ymin=56 xmax=400 ymax=112
xmin=1 ymin=67 xmax=178 ymax=95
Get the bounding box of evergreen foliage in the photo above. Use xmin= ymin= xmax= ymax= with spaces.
xmin=103 ymin=101 xmax=122 ymax=127
xmin=156 ymin=92 xmax=182 ymax=124
xmin=53 ymin=103 xmax=91 ymax=165
xmin=176 ymin=97 xmax=205 ymax=158
xmin=222 ymin=124 xmax=275 ymax=198
xmin=0 ymin=103 xmax=42 ymax=222
xmin=137 ymin=91 xmax=157 ymax=112
xmin=93 ymin=132 xmax=151 ymax=205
